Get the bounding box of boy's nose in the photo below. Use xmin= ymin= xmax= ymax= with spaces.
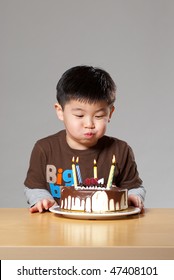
xmin=84 ymin=117 xmax=95 ymax=128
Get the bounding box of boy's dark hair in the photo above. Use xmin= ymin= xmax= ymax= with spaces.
xmin=56 ymin=65 xmax=116 ymax=108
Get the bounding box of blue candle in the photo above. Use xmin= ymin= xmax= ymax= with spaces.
xmin=76 ymin=157 xmax=82 ymax=184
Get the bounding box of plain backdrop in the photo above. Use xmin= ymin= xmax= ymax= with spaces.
xmin=1 ymin=0 xmax=174 ymax=208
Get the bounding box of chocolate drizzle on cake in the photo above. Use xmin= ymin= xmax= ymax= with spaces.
xmin=60 ymin=186 xmax=128 ymax=212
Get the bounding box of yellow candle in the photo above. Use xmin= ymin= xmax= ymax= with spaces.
xmin=72 ymin=156 xmax=78 ymax=187
xmin=93 ymin=159 xmax=97 ymax=179
xmin=106 ymin=155 xmax=116 ymax=189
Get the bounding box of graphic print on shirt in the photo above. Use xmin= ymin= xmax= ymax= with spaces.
xmin=46 ymin=164 xmax=105 ymax=199
xmin=46 ymin=164 xmax=73 ymax=198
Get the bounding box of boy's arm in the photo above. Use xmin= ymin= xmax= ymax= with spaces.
xmin=128 ymin=185 xmax=146 ymax=202
xmin=24 ymin=186 xmax=54 ymax=207
xmin=128 ymin=185 xmax=146 ymax=211
xmin=24 ymin=187 xmax=57 ymax=213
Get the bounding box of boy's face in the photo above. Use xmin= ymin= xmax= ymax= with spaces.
xmin=55 ymin=99 xmax=115 ymax=150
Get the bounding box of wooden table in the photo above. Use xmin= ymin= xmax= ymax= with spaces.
xmin=0 ymin=208 xmax=173 ymax=259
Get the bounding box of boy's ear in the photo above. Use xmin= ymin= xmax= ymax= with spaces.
xmin=109 ymin=105 xmax=115 ymax=121
xmin=54 ymin=103 xmax=64 ymax=121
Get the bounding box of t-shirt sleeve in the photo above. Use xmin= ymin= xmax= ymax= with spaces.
xmin=24 ymin=186 xmax=53 ymax=206
xmin=24 ymin=142 xmax=47 ymax=189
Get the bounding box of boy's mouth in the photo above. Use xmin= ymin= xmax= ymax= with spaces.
xmin=84 ymin=132 xmax=95 ymax=138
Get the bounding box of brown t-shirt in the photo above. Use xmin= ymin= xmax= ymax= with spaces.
xmin=24 ymin=130 xmax=142 ymax=203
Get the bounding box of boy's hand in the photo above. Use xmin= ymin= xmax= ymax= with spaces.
xmin=29 ymin=198 xmax=57 ymax=213
xmin=128 ymin=194 xmax=144 ymax=212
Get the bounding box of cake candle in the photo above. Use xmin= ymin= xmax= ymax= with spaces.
xmin=93 ymin=159 xmax=97 ymax=179
xmin=72 ymin=156 xmax=78 ymax=187
xmin=106 ymin=155 xmax=116 ymax=189
xmin=76 ymin=157 xmax=82 ymax=184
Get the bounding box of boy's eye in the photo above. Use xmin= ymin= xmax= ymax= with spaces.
xmin=74 ymin=115 xmax=84 ymax=118
xmin=95 ymin=115 xmax=105 ymax=119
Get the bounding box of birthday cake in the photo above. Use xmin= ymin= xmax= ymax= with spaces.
xmin=60 ymin=155 xmax=128 ymax=213
xmin=60 ymin=185 xmax=128 ymax=213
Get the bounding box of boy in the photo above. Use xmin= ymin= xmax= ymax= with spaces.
xmin=24 ymin=65 xmax=146 ymax=213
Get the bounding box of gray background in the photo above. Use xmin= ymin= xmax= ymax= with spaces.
xmin=1 ymin=0 xmax=173 ymax=208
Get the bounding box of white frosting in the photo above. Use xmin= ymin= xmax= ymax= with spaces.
xmin=61 ymin=189 xmax=128 ymax=212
